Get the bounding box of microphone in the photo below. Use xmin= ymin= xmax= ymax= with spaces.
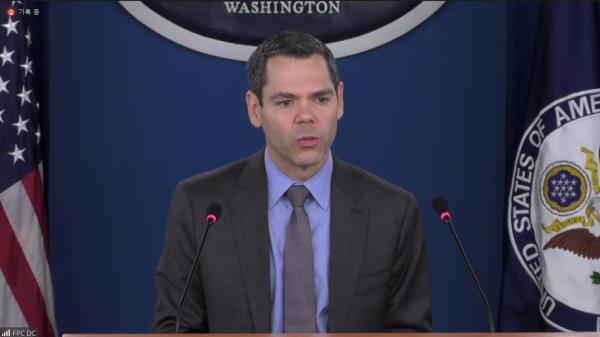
xmin=431 ymin=196 xmax=495 ymax=332
xmin=175 ymin=203 xmax=222 ymax=333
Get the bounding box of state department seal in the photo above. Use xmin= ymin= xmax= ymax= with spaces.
xmin=508 ymin=88 xmax=600 ymax=331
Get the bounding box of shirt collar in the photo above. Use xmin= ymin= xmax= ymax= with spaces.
xmin=264 ymin=149 xmax=332 ymax=210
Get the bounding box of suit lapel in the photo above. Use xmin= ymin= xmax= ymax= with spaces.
xmin=327 ymin=159 xmax=368 ymax=332
xmin=229 ymin=151 xmax=272 ymax=332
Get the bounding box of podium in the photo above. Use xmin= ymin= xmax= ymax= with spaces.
xmin=63 ymin=333 xmax=600 ymax=337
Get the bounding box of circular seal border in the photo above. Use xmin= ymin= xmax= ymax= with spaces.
xmin=119 ymin=1 xmax=445 ymax=61
xmin=507 ymin=88 xmax=600 ymax=332
xmin=508 ymin=88 xmax=600 ymax=287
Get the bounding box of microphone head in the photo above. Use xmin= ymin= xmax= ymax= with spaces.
xmin=432 ymin=196 xmax=448 ymax=214
xmin=432 ymin=196 xmax=451 ymax=222
xmin=206 ymin=203 xmax=222 ymax=224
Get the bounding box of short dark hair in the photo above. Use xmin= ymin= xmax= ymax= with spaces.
xmin=247 ymin=31 xmax=340 ymax=104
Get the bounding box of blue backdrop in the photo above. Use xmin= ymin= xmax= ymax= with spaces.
xmin=46 ymin=1 xmax=507 ymax=334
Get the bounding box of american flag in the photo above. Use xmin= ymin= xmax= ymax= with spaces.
xmin=0 ymin=1 xmax=56 ymax=337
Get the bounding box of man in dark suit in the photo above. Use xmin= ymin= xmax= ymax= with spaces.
xmin=153 ymin=31 xmax=431 ymax=333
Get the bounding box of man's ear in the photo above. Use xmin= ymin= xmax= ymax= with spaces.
xmin=336 ymin=81 xmax=344 ymax=120
xmin=246 ymin=90 xmax=262 ymax=128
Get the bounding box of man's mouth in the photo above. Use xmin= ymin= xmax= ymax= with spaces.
xmin=296 ymin=136 xmax=319 ymax=148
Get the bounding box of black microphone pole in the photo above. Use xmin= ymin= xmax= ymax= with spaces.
xmin=175 ymin=203 xmax=222 ymax=334
xmin=432 ymin=197 xmax=496 ymax=332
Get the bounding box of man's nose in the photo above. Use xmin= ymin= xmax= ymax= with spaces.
xmin=295 ymin=100 xmax=315 ymax=123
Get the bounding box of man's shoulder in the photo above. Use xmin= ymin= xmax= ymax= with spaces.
xmin=335 ymin=158 xmax=416 ymax=203
xmin=177 ymin=152 xmax=262 ymax=194
xmin=182 ymin=158 xmax=246 ymax=186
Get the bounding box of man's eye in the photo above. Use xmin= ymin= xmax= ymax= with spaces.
xmin=276 ymin=100 xmax=291 ymax=107
xmin=316 ymin=97 xmax=330 ymax=104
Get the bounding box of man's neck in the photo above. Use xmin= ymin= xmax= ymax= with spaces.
xmin=266 ymin=147 xmax=327 ymax=182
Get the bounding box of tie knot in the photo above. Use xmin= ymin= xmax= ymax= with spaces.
xmin=286 ymin=185 xmax=310 ymax=207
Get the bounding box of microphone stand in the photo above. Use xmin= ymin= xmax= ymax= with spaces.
xmin=442 ymin=216 xmax=496 ymax=332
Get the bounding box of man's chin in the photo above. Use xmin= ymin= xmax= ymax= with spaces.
xmin=294 ymin=153 xmax=326 ymax=171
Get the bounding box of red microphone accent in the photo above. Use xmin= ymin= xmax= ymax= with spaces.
xmin=206 ymin=214 xmax=217 ymax=223
xmin=440 ymin=211 xmax=451 ymax=222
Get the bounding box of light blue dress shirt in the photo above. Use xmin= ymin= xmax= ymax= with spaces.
xmin=264 ymin=149 xmax=332 ymax=333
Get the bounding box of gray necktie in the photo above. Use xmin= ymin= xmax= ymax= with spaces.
xmin=284 ymin=185 xmax=317 ymax=332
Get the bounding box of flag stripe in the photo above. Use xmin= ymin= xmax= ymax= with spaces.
xmin=0 ymin=270 xmax=28 ymax=327
xmin=0 ymin=204 xmax=54 ymax=337
xmin=38 ymin=163 xmax=44 ymax=186
xmin=0 ymin=180 xmax=48 ymax=298
xmin=21 ymin=168 xmax=48 ymax=256
xmin=0 ymin=179 xmax=56 ymax=335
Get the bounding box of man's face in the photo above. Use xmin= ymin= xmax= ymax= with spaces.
xmin=246 ymin=54 xmax=344 ymax=181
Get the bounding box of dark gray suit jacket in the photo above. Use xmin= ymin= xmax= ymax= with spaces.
xmin=153 ymin=151 xmax=432 ymax=333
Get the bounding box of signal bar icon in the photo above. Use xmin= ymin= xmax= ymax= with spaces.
xmin=1 ymin=329 xmax=10 ymax=337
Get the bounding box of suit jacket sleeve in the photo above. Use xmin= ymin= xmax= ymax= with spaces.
xmin=384 ymin=193 xmax=432 ymax=332
xmin=152 ymin=182 xmax=208 ymax=333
